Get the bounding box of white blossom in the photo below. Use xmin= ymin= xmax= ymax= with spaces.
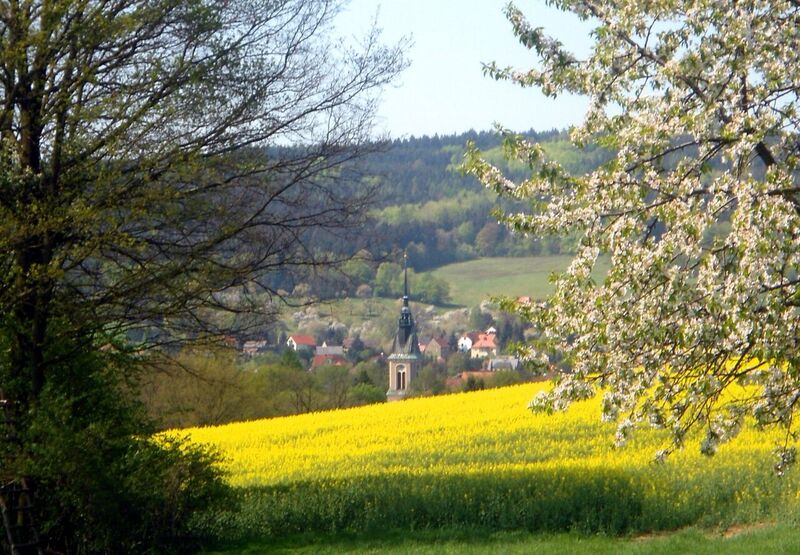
xmin=466 ymin=0 xmax=800 ymax=467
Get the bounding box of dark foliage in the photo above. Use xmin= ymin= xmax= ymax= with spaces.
xmin=2 ymin=343 xmax=232 ymax=555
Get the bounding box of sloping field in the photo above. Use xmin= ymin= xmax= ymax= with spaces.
xmin=186 ymin=384 xmax=799 ymax=540
xmin=430 ymin=256 xmax=610 ymax=307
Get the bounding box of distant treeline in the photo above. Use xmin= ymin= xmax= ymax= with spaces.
xmin=264 ymin=128 xmax=613 ymax=296
xmin=362 ymin=128 xmax=611 ymax=271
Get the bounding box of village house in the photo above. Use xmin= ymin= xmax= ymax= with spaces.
xmin=242 ymin=339 xmax=268 ymax=356
xmin=315 ymin=342 xmax=345 ymax=357
xmin=487 ymin=356 xmax=520 ymax=371
xmin=419 ymin=335 xmax=449 ymax=361
xmin=287 ymin=334 xmax=316 ymax=352
xmin=470 ymin=332 xmax=498 ymax=359
xmin=311 ymin=352 xmax=349 ymax=368
xmin=457 ymin=332 xmax=479 ymax=353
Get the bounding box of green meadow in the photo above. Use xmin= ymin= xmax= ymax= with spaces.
xmin=430 ymin=255 xmax=610 ymax=307
xmin=204 ymin=524 xmax=800 ymax=554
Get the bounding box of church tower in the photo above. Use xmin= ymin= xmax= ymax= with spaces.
xmin=387 ymin=255 xmax=422 ymax=401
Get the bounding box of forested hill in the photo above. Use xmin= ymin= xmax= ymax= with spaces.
xmin=363 ymin=128 xmax=611 ymax=206
xmin=361 ymin=128 xmax=547 ymax=205
xmin=357 ymin=128 xmax=611 ymax=271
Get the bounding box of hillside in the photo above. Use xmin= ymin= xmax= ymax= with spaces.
xmin=264 ymin=130 xmax=609 ymax=298
xmin=349 ymin=129 xmax=611 ymax=272
xmin=363 ymin=129 xmax=610 ymax=208
xmin=429 ymin=255 xmax=610 ymax=307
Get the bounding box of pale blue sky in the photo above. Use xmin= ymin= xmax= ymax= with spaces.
xmin=336 ymin=0 xmax=595 ymax=138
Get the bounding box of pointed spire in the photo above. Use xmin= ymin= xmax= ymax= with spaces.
xmin=392 ymin=250 xmax=419 ymax=356
xmin=403 ymin=251 xmax=409 ymax=307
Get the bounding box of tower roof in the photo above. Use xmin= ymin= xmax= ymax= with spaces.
xmin=391 ymin=253 xmax=421 ymax=358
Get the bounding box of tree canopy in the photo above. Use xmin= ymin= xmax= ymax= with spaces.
xmin=0 ymin=0 xmax=404 ymax=551
xmin=467 ymin=0 xmax=800 ymax=468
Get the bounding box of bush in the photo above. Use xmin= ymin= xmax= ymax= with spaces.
xmin=349 ymin=383 xmax=387 ymax=405
xmin=4 ymin=346 xmax=233 ymax=555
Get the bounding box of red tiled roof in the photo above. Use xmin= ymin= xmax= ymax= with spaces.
xmin=289 ymin=334 xmax=316 ymax=346
xmin=311 ymin=354 xmax=349 ymax=367
xmin=472 ymin=333 xmax=497 ymax=349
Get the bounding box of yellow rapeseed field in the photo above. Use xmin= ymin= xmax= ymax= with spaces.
xmin=183 ymin=383 xmax=798 ymax=537
xmin=185 ymin=383 xmax=783 ymax=486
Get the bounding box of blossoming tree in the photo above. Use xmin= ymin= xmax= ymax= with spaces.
xmin=465 ymin=0 xmax=800 ymax=469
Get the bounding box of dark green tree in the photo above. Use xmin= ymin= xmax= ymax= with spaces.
xmin=374 ymin=261 xmax=403 ymax=297
xmin=314 ymin=364 xmax=352 ymax=409
xmin=469 ymin=306 xmax=494 ymax=331
xmin=353 ymin=360 xmax=387 ymax=389
xmin=446 ymin=351 xmax=482 ymax=375
xmin=410 ymin=362 xmax=446 ymax=395
xmin=281 ymin=349 xmax=305 ymax=372
xmin=414 ymin=272 xmax=451 ymax=305
xmin=348 ymin=382 xmax=386 ymax=405
xmin=463 ymin=375 xmax=486 ymax=392
xmin=475 ymin=221 xmax=502 ymax=256
xmin=263 ymin=361 xmax=321 ymax=414
xmin=0 ymin=0 xmax=405 ymax=552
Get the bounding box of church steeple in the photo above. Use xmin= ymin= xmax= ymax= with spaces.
xmin=403 ymin=252 xmax=409 ymax=306
xmin=392 ymin=252 xmax=419 ymax=355
xmin=387 ymin=252 xmax=421 ymax=400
